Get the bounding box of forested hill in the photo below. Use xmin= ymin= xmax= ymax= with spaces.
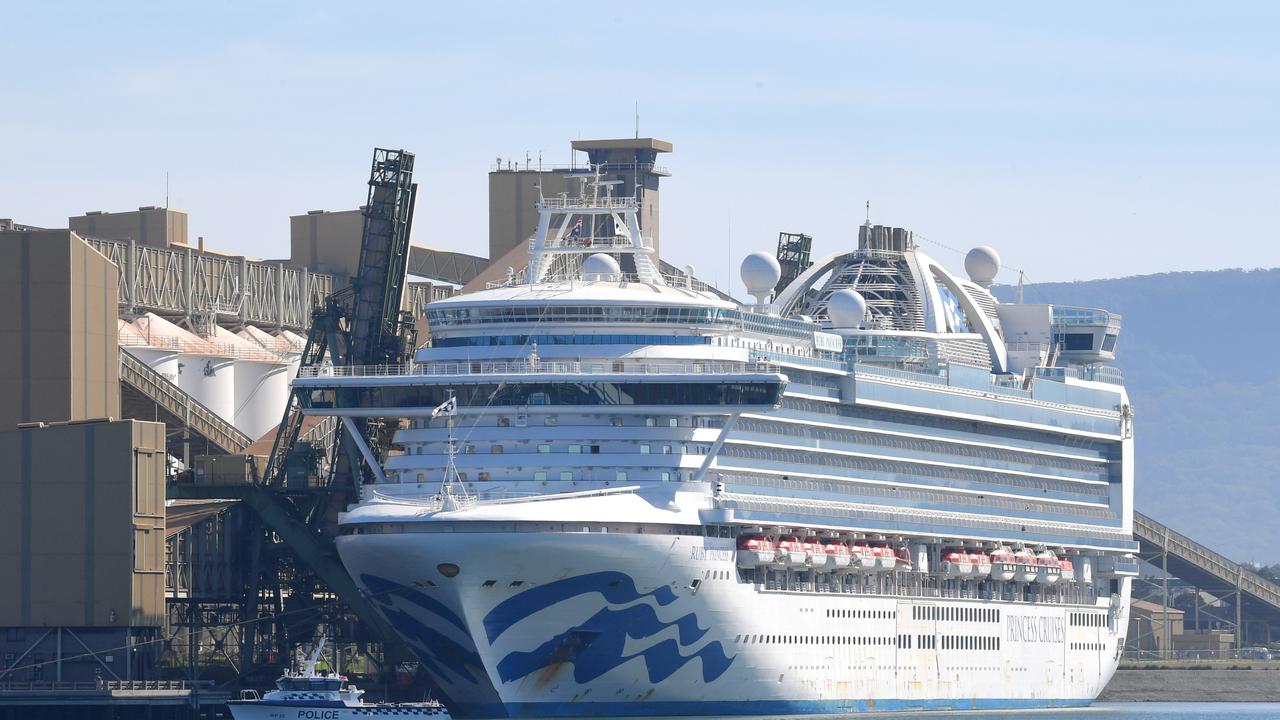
xmin=992 ymin=268 xmax=1280 ymax=561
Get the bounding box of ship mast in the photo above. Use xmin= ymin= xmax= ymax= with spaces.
xmin=523 ymin=163 xmax=661 ymax=285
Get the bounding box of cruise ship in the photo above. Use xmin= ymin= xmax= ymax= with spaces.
xmin=295 ymin=173 xmax=1139 ymax=717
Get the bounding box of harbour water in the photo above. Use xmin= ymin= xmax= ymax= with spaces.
xmin=869 ymin=703 xmax=1280 ymax=719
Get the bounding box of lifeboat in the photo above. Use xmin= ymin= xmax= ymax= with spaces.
xmin=1012 ymin=548 xmax=1039 ymax=583
xmin=1058 ymin=556 xmax=1076 ymax=582
xmin=735 ymin=534 xmax=777 ymax=568
xmin=822 ymin=538 xmax=852 ymax=570
xmin=971 ymin=551 xmax=993 ymax=577
xmin=872 ymin=544 xmax=897 ymax=572
xmin=941 ymin=548 xmax=973 ymax=578
xmin=802 ymin=536 xmax=827 ymax=568
xmin=851 ymin=543 xmax=876 ymax=571
xmin=776 ymin=535 xmax=807 ymax=568
xmin=1034 ymin=551 xmax=1062 ymax=584
xmin=990 ymin=547 xmax=1018 ymax=581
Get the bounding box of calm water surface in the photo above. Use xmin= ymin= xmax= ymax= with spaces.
xmin=835 ymin=703 xmax=1280 ymax=719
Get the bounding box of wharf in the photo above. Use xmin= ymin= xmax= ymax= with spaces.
xmin=1101 ymin=661 xmax=1280 ymax=702
xmin=0 ymin=680 xmax=229 ymax=716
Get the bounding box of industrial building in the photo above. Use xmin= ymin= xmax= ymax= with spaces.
xmin=3 ymin=137 xmax=1280 ymax=718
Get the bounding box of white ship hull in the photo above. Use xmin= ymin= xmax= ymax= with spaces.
xmin=338 ymin=524 xmax=1128 ymax=718
xmin=228 ymin=704 xmax=446 ymax=720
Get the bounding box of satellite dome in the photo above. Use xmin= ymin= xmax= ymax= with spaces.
xmin=740 ymin=252 xmax=782 ymax=306
xmin=581 ymin=253 xmax=620 ymax=281
xmin=964 ymin=246 xmax=1001 ymax=287
xmin=826 ymin=289 xmax=867 ymax=328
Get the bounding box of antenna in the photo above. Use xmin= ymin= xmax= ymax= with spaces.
xmin=165 ymin=171 xmax=170 ymax=209
xmin=727 ymin=211 xmax=732 ymax=297
xmin=635 ymin=101 xmax=639 ymax=139
xmin=864 ymin=200 xmax=870 ymax=225
xmin=1015 ymin=270 xmax=1026 ymax=304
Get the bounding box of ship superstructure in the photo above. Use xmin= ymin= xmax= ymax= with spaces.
xmin=295 ymin=170 xmax=1137 ymax=717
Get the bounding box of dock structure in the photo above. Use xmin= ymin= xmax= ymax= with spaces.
xmin=1132 ymin=511 xmax=1280 ymax=655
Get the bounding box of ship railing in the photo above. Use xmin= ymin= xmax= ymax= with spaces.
xmin=297 ymin=359 xmax=781 ymax=379
xmin=1006 ymin=342 xmax=1051 ymax=353
xmin=749 ymin=349 xmax=847 ymax=372
xmin=1051 ymin=306 xmax=1122 ymax=326
xmin=0 ymin=679 xmax=213 ymax=693
xmin=537 ymin=196 xmax=638 ymax=210
xmin=1028 ymin=364 xmax=1124 ymax=386
xmin=542 ymin=235 xmax=649 ymax=251
xmin=853 ymin=363 xmax=948 ymax=385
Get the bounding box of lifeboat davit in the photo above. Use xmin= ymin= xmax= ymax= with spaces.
xmin=777 ymin=535 xmax=807 ymax=568
xmin=971 ymin=551 xmax=993 ymax=577
xmin=942 ymin=549 xmax=973 ymax=578
xmin=1058 ymin=556 xmax=1076 ymax=582
xmin=736 ymin=534 xmax=777 ymax=568
xmin=1013 ymin=548 xmax=1039 ymax=583
xmin=894 ymin=546 xmax=913 ymax=572
xmin=1035 ymin=551 xmax=1062 ymax=584
xmin=822 ymin=539 xmax=852 ymax=570
xmin=802 ymin=536 xmax=828 ymax=568
xmin=990 ymin=547 xmax=1018 ymax=581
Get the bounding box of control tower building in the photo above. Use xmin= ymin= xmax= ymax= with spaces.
xmin=488 ymin=138 xmax=672 ymax=265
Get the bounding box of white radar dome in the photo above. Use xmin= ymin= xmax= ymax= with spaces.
xmin=581 ymin=253 xmax=621 ymax=281
xmin=964 ymin=246 xmax=1001 ymax=287
xmin=826 ymin=289 xmax=868 ymax=328
xmin=740 ymin=252 xmax=782 ymax=306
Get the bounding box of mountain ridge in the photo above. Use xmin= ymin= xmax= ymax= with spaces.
xmin=991 ymin=267 xmax=1280 ymax=561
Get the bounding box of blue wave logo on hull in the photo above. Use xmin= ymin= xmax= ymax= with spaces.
xmin=360 ymin=574 xmax=496 ymax=699
xmin=484 ymin=571 xmax=735 ymax=687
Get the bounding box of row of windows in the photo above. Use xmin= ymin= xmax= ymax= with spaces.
xmin=737 ymin=417 xmax=1107 ymax=480
xmin=408 ymin=441 xmax=707 ymax=458
xmin=432 ymin=334 xmax=711 ymax=347
xmin=426 ymin=304 xmax=727 ymax=326
xmin=1072 ymin=642 xmax=1106 ymax=651
xmin=398 ymin=468 xmax=678 ymax=484
xmin=716 ymin=471 xmax=1116 ymax=523
xmin=1071 ymin=612 xmax=1106 ymax=627
xmin=718 ymin=445 xmax=1117 ymax=520
xmin=305 ymin=381 xmax=782 ymax=411
xmin=941 ymin=635 xmax=1000 ymax=651
xmin=737 ymin=634 xmax=892 ymax=647
xmin=781 ymin=399 xmax=1109 ymax=458
xmin=826 ymin=609 xmax=894 ymax=619
xmin=913 ymin=606 xmax=1000 ymax=623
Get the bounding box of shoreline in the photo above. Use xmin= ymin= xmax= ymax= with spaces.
xmin=1100 ymin=664 xmax=1280 ymax=703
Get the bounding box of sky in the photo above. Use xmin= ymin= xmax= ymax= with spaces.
xmin=2 ymin=2 xmax=1278 ymax=297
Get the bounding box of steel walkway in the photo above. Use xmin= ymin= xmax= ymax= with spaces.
xmin=1134 ymin=511 xmax=1280 ymax=630
xmin=118 ymin=348 xmax=252 ymax=455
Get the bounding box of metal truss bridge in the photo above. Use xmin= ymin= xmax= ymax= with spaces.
xmin=1134 ymin=511 xmax=1280 ymax=647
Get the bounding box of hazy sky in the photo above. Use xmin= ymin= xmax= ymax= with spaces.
xmin=2 ymin=2 xmax=1277 ymax=296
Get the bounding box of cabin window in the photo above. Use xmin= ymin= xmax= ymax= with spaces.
xmin=560 ymin=471 xmax=573 ymax=481
xmin=534 ymin=471 xmax=547 ymax=481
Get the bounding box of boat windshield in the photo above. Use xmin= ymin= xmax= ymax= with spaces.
xmin=277 ymin=677 xmax=344 ymax=692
